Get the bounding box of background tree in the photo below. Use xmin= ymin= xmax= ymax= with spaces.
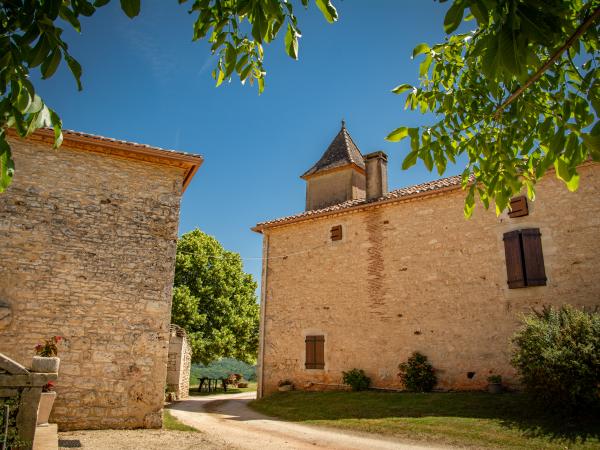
xmin=387 ymin=0 xmax=599 ymax=216
xmin=172 ymin=229 xmax=259 ymax=365
xmin=0 ymin=0 xmax=338 ymax=192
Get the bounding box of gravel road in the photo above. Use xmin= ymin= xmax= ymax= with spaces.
xmin=59 ymin=392 xmax=448 ymax=449
xmin=168 ymin=391 xmax=447 ymax=450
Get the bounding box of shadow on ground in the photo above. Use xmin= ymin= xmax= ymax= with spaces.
xmin=247 ymin=391 xmax=600 ymax=446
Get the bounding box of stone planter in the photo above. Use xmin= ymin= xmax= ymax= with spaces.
xmin=278 ymin=384 xmax=293 ymax=392
xmin=37 ymin=391 xmax=57 ymax=426
xmin=487 ymin=383 xmax=502 ymax=394
xmin=31 ymin=356 xmax=60 ymax=373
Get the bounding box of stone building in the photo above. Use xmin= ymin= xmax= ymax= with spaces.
xmin=0 ymin=128 xmax=202 ymax=429
xmin=253 ymin=123 xmax=600 ymax=397
xmin=166 ymin=324 xmax=192 ymax=400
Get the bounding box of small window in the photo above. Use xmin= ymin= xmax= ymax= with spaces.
xmin=508 ymin=196 xmax=529 ymax=218
xmin=503 ymin=228 xmax=547 ymax=289
xmin=330 ymin=225 xmax=342 ymax=241
xmin=305 ymin=335 xmax=325 ymax=369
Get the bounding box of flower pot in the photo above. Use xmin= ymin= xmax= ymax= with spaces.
xmin=487 ymin=383 xmax=502 ymax=394
xmin=278 ymin=384 xmax=292 ymax=392
xmin=32 ymin=356 xmax=60 ymax=373
xmin=37 ymin=391 xmax=57 ymax=426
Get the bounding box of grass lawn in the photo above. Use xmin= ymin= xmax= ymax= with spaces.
xmin=163 ymin=409 xmax=199 ymax=432
xmin=249 ymin=391 xmax=600 ymax=449
xmin=189 ymin=381 xmax=257 ymax=397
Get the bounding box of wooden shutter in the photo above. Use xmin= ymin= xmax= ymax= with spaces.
xmin=508 ymin=196 xmax=529 ymax=218
xmin=330 ymin=225 xmax=342 ymax=241
xmin=305 ymin=335 xmax=325 ymax=369
xmin=521 ymin=228 xmax=547 ymax=286
xmin=503 ymin=230 xmax=526 ymax=288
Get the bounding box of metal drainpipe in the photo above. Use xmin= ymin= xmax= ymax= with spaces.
xmin=257 ymin=233 xmax=270 ymax=398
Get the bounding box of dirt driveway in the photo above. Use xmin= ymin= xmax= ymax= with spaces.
xmin=168 ymin=391 xmax=446 ymax=450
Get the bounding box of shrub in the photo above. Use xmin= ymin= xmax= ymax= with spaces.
xmin=511 ymin=305 xmax=600 ymax=410
xmin=342 ymin=368 xmax=371 ymax=391
xmin=398 ymin=352 xmax=437 ymax=392
xmin=35 ymin=336 xmax=62 ymax=357
xmin=487 ymin=375 xmax=502 ymax=384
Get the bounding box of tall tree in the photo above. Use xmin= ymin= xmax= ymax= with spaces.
xmin=387 ymin=0 xmax=599 ymax=216
xmin=0 ymin=0 xmax=338 ymax=192
xmin=172 ymin=229 xmax=259 ymax=365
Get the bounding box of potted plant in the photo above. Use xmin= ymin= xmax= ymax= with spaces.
xmin=32 ymin=336 xmax=62 ymax=373
xmin=37 ymin=381 xmax=57 ymax=426
xmin=277 ymin=380 xmax=293 ymax=392
xmin=487 ymin=374 xmax=502 ymax=394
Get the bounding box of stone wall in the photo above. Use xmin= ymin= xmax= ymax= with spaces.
xmin=0 ymin=138 xmax=187 ymax=430
xmin=166 ymin=325 xmax=191 ymax=399
xmin=259 ymin=163 xmax=600 ymax=396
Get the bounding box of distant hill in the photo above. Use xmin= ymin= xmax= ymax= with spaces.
xmin=191 ymin=358 xmax=257 ymax=382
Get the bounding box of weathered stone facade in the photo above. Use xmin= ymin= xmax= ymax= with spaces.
xmin=166 ymin=325 xmax=192 ymax=400
xmin=255 ymin=153 xmax=600 ymax=396
xmin=0 ymin=130 xmax=202 ymax=429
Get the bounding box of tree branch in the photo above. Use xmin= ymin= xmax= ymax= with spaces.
xmin=494 ymin=5 xmax=600 ymax=118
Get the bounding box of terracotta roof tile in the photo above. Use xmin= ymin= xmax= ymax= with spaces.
xmin=57 ymin=128 xmax=202 ymax=160
xmin=254 ymin=174 xmax=470 ymax=230
xmin=301 ymin=123 xmax=365 ymax=178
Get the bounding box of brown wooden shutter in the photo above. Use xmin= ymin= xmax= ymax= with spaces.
xmin=508 ymin=196 xmax=529 ymax=218
xmin=305 ymin=335 xmax=325 ymax=369
xmin=330 ymin=225 xmax=342 ymax=241
xmin=503 ymin=230 xmax=526 ymax=288
xmin=314 ymin=336 xmax=325 ymax=369
xmin=521 ymin=228 xmax=547 ymax=286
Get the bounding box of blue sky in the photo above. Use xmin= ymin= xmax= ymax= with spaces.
xmin=35 ymin=1 xmax=466 ymax=289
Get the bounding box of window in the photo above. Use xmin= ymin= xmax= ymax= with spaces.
xmin=503 ymin=228 xmax=547 ymax=288
xmin=305 ymin=335 xmax=325 ymax=369
xmin=508 ymin=196 xmax=529 ymax=218
xmin=330 ymin=225 xmax=342 ymax=241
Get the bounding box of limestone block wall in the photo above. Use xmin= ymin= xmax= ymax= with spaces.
xmin=0 ymin=138 xmax=186 ymax=430
xmin=166 ymin=325 xmax=191 ymax=399
xmin=259 ymin=163 xmax=600 ymax=396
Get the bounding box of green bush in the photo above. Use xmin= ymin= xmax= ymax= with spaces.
xmin=511 ymin=305 xmax=600 ymax=410
xmin=398 ymin=352 xmax=437 ymax=392
xmin=342 ymin=368 xmax=371 ymax=391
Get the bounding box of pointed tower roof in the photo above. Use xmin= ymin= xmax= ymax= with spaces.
xmin=301 ymin=121 xmax=365 ymax=179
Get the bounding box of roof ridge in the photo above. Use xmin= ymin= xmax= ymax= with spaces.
xmin=254 ymin=172 xmax=471 ymax=231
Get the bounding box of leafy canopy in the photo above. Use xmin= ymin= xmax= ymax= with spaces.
xmin=0 ymin=0 xmax=338 ymax=193
xmin=387 ymin=0 xmax=600 ymax=217
xmin=172 ymin=229 xmax=259 ymax=365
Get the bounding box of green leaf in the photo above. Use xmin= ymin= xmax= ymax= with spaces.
xmin=419 ymin=54 xmax=433 ymax=77
xmin=444 ymin=0 xmax=466 ymax=34
xmin=65 ymin=55 xmax=83 ymax=91
xmin=385 ymin=127 xmax=409 ymax=142
xmin=258 ymin=77 xmax=265 ymax=95
xmin=0 ymin=137 xmax=15 ymax=193
xmin=41 ymin=49 xmax=62 ymax=79
xmin=284 ymin=24 xmax=298 ymax=60
xmin=215 ymin=69 xmax=225 ymax=87
xmin=120 ymin=0 xmax=140 ymax=18
xmin=224 ymin=43 xmax=237 ymax=78
xmin=391 ymin=84 xmax=412 ymax=95
xmin=412 ymin=43 xmax=430 ymax=59
xmin=315 ymin=0 xmax=338 ymax=23
xmin=463 ymin=186 xmax=475 ymax=218
xmin=402 ymin=150 xmax=418 ymax=170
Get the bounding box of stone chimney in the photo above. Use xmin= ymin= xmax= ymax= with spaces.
xmin=364 ymin=151 xmax=388 ymax=200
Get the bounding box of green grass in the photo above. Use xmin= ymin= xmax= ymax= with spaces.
xmin=249 ymin=391 xmax=600 ymax=449
xmin=162 ymin=409 xmax=199 ymax=432
xmin=189 ymin=381 xmax=257 ymax=397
